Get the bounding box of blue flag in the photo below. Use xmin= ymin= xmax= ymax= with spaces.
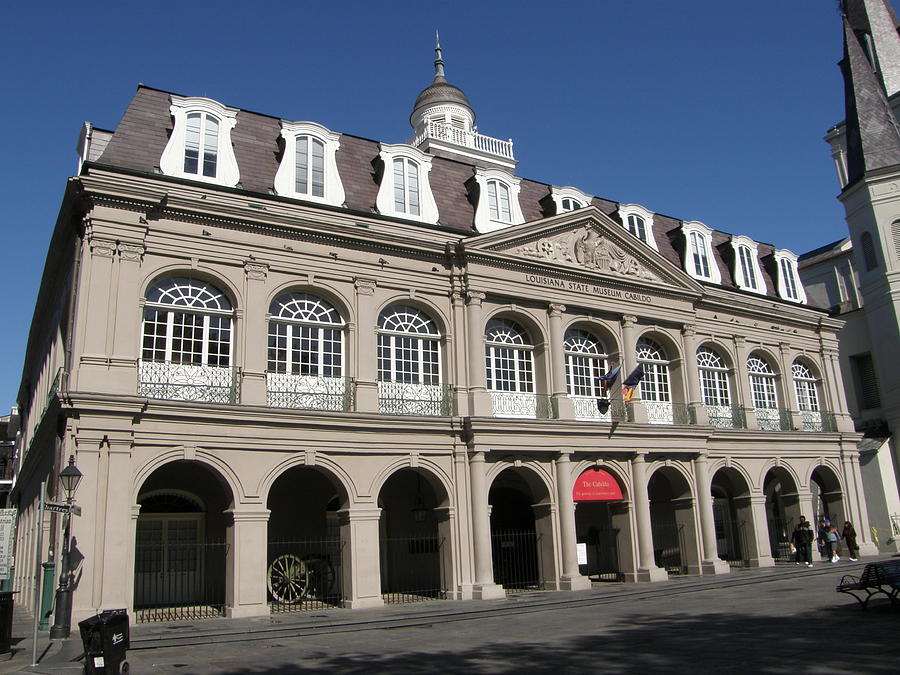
xmin=598 ymin=365 xmax=621 ymax=389
xmin=622 ymin=364 xmax=645 ymax=387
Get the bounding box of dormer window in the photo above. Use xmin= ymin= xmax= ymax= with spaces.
xmin=731 ymin=236 xmax=765 ymax=294
xmin=551 ymin=186 xmax=592 ymax=215
xmin=375 ymin=144 xmax=439 ymax=224
xmin=772 ymin=249 xmax=806 ymax=303
xmin=616 ymin=204 xmax=658 ymax=250
xmin=474 ymin=168 xmax=524 ymax=233
xmin=160 ymin=96 xmax=240 ymax=187
xmin=274 ymin=122 xmax=345 ymax=207
xmin=681 ymin=221 xmax=721 ymax=283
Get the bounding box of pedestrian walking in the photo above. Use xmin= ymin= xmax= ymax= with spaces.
xmin=823 ymin=519 xmax=841 ymax=562
xmin=791 ymin=520 xmax=814 ymax=567
xmin=842 ymin=521 xmax=860 ymax=561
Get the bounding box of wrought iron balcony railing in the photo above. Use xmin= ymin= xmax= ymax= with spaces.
xmin=138 ymin=361 xmax=239 ymax=404
xmin=754 ymin=407 xmax=794 ymax=431
xmin=378 ymin=382 xmax=455 ymax=416
xmin=570 ymin=395 xmax=612 ymax=422
xmin=706 ymin=404 xmax=747 ymax=430
xmin=799 ymin=410 xmax=837 ymax=432
xmin=267 ymin=373 xmax=354 ymax=412
xmin=490 ymin=392 xmax=555 ymax=419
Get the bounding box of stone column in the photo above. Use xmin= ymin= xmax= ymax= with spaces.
xmin=225 ymin=507 xmax=271 ymax=618
xmin=778 ymin=343 xmax=803 ymax=430
xmin=469 ymin=451 xmax=504 ymax=598
xmin=109 ymin=242 xmax=146 ymax=390
xmin=555 ymin=453 xmax=591 ymax=590
xmin=845 ymin=451 xmax=879 ymax=556
xmin=732 ymin=336 xmax=759 ymax=430
xmin=619 ymin=315 xmax=638 ymax=376
xmin=98 ymin=436 xmax=135 ymax=611
xmin=466 ymin=291 xmax=492 ymax=416
xmin=354 ymin=278 xmax=379 ymax=412
xmin=823 ymin=347 xmax=855 ymax=432
xmin=630 ymin=454 xmax=667 ymax=582
xmin=240 ymin=261 xmax=270 ymax=405
xmin=339 ymin=506 xmax=384 ymax=609
xmin=747 ymin=495 xmax=775 ymax=567
xmin=693 ymin=454 xmax=730 ymax=575
xmin=681 ymin=325 xmax=708 ymax=425
xmin=549 ymin=303 xmax=575 ymax=419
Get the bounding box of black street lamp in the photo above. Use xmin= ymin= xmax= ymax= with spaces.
xmin=49 ymin=455 xmax=82 ymax=639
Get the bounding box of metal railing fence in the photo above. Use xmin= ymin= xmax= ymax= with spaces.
xmin=267 ymin=538 xmax=343 ymax=613
xmin=380 ymin=535 xmax=447 ymax=604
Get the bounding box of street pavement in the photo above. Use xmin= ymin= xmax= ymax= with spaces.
xmin=2 ymin=557 xmax=898 ymax=674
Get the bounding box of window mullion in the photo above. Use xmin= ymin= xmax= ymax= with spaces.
xmin=165 ymin=311 xmax=174 ymax=362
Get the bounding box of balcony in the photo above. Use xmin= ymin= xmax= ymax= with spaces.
xmin=412 ymin=121 xmax=514 ymax=161
xmin=378 ymin=382 xmax=455 ymax=416
xmin=799 ymin=410 xmax=837 ymax=432
xmin=490 ymin=392 xmax=555 ymax=419
xmin=705 ymin=405 xmax=747 ymax=430
xmin=754 ymin=407 xmax=794 ymax=431
xmin=138 ymin=361 xmax=238 ymax=404
xmin=267 ymin=373 xmax=354 ymax=412
xmin=570 ymin=396 xmax=612 ymax=423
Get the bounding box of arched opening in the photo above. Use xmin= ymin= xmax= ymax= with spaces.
xmin=764 ymin=467 xmax=801 ymax=562
xmin=648 ymin=467 xmax=699 ymax=575
xmin=134 ymin=461 xmax=233 ymax=621
xmin=710 ymin=468 xmax=753 ymax=567
xmin=377 ymin=468 xmax=450 ymax=603
xmin=266 ymin=467 xmax=346 ymax=612
xmin=811 ymin=466 xmax=846 ymax=528
xmin=573 ymin=466 xmax=632 ymax=581
xmin=489 ymin=467 xmax=556 ymax=591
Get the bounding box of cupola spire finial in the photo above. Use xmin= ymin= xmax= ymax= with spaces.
xmin=434 ymin=30 xmax=446 ymax=81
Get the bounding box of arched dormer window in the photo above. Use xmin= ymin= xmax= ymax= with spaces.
xmin=617 ymin=204 xmax=658 ymax=250
xmin=773 ymin=249 xmax=806 ymax=303
xmin=551 ymin=186 xmax=593 ymax=215
xmin=375 ymin=144 xmax=439 ymax=224
xmin=377 ymin=306 xmax=447 ymax=415
xmin=636 ymin=337 xmax=673 ymax=424
xmin=565 ymin=329 xmax=609 ymax=420
xmin=682 ymin=221 xmax=721 ymax=283
xmin=159 ymin=96 xmax=240 ymax=186
xmin=731 ymin=236 xmax=765 ymax=294
xmin=139 ymin=277 xmax=235 ymax=403
xmin=474 ymin=167 xmax=524 ymax=233
xmin=273 ymin=121 xmax=345 ymax=206
xmin=747 ymin=353 xmax=784 ymax=430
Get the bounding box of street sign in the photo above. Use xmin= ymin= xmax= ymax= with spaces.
xmin=44 ymin=503 xmax=81 ymax=517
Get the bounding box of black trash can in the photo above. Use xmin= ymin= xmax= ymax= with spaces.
xmin=0 ymin=591 xmax=15 ymax=653
xmin=78 ymin=609 xmax=129 ymax=674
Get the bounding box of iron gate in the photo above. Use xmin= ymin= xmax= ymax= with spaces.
xmin=134 ymin=539 xmax=228 ymax=622
xmin=583 ymin=526 xmax=622 ymax=581
xmin=491 ymin=530 xmax=542 ymax=591
xmin=651 ymin=522 xmax=687 ymax=575
xmin=267 ymin=538 xmax=343 ymax=612
xmin=716 ymin=516 xmax=750 ymax=569
xmin=381 ymin=535 xmax=446 ymax=604
xmin=767 ymin=517 xmax=794 ymax=563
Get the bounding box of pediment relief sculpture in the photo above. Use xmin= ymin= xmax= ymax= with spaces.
xmin=514 ymin=227 xmax=660 ymax=282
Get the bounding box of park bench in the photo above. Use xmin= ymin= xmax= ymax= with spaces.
xmin=836 ymin=560 xmax=900 ymax=610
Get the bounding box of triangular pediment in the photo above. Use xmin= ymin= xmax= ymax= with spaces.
xmin=464 ymin=207 xmax=704 ymax=294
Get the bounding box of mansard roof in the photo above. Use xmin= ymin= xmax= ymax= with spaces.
xmin=92 ymin=84 xmax=783 ymax=301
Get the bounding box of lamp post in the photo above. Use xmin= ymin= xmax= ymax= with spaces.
xmin=49 ymin=455 xmax=82 ymax=639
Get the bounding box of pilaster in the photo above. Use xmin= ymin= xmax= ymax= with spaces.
xmin=339 ymin=506 xmax=385 ymax=609
xmin=630 ymin=453 xmax=667 ymax=582
xmin=225 ymin=507 xmax=271 ymax=618
xmin=548 ymin=304 xmax=575 ymax=420
xmin=241 ymin=261 xmax=270 ymax=406
xmin=555 ymin=452 xmax=591 ymax=590
xmin=469 ymin=451 xmax=504 ymax=598
xmin=354 ymin=279 xmax=379 ymax=413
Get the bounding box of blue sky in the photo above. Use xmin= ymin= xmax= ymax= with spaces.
xmin=1 ymin=1 xmax=851 ymax=408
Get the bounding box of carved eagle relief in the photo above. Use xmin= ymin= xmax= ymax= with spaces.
xmin=515 ymin=227 xmax=659 ymax=282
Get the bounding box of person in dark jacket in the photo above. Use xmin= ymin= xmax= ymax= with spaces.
xmin=842 ymin=521 xmax=859 ymax=561
xmin=791 ymin=520 xmax=814 ymax=567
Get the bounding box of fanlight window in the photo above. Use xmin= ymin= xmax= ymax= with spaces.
xmin=564 ymin=329 xmax=608 ymax=397
xmin=560 ymin=197 xmax=582 ymax=212
xmin=487 ymin=180 xmax=512 ymax=222
xmin=393 ymin=157 xmax=421 ymax=216
xmin=792 ymin=362 xmax=820 ymax=412
xmin=295 ymin=135 xmax=325 ymax=198
xmin=377 ymin=306 xmax=440 ymax=384
xmin=184 ymin=112 xmax=219 ymax=178
xmin=485 ymin=319 xmax=533 ymax=392
xmin=628 ymin=215 xmax=647 ymax=243
xmin=747 ymin=354 xmax=778 ymax=409
xmin=142 ymin=278 xmax=233 ymax=366
xmin=636 ymin=338 xmax=670 ymax=402
xmin=267 ymin=293 xmax=344 ymax=377
xmin=697 ymin=347 xmax=730 ymax=406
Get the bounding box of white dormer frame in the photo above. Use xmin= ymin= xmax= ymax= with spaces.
xmin=617 ymin=204 xmax=658 ymax=250
xmin=681 ymin=221 xmax=721 ymax=284
xmin=375 ymin=144 xmax=440 ymax=224
xmin=731 ymin=235 xmax=766 ymax=295
xmin=474 ymin=167 xmax=525 ymax=233
xmin=551 ymin=186 xmax=593 ymax=214
xmin=160 ymin=96 xmax=240 ymax=187
xmin=273 ymin=121 xmax=345 ymax=206
xmin=772 ymin=249 xmax=807 ymax=304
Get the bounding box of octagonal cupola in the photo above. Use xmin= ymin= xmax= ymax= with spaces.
xmin=410 ymin=34 xmax=516 ymax=169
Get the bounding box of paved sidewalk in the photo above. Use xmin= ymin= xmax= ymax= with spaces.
xmin=2 ymin=558 xmax=898 ymax=674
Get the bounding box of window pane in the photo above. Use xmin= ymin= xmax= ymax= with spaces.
xmin=311 ymin=138 xmax=325 ymax=198
xmin=184 ymin=113 xmax=201 ymax=174
xmin=393 ymin=159 xmax=406 ymax=212
xmin=295 ymin=136 xmax=309 ymax=194
xmin=407 ymin=160 xmax=420 ymax=216
xmin=202 ymin=116 xmax=218 ymax=178
xmin=488 ymin=182 xmax=499 ymax=220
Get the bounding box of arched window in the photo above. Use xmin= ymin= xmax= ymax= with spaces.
xmin=377 ymin=306 xmax=440 ymax=385
xmin=267 ymin=294 xmax=343 ymax=376
xmin=564 ymin=329 xmax=607 ymax=397
xmin=184 ymin=112 xmax=219 ymax=178
xmin=792 ymin=362 xmax=820 ymax=412
xmin=628 ymin=214 xmax=647 ymax=242
xmin=140 ymin=277 xmax=234 ymax=403
xmin=487 ymin=180 xmax=512 ymax=222
xmin=393 ymin=157 xmax=420 ymax=216
xmin=747 ymin=353 xmax=783 ymax=430
xmin=560 ymin=197 xmax=582 ymax=212
xmin=697 ymin=347 xmax=729 ymax=406
xmin=636 ymin=338 xmax=670 ymax=402
xmin=295 ymin=135 xmax=325 ymax=197
xmin=486 ymin=318 xmax=536 ymax=417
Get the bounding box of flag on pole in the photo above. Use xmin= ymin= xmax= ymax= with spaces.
xmin=621 ymin=365 xmax=645 ymax=403
xmin=595 ymin=365 xmax=621 ymax=414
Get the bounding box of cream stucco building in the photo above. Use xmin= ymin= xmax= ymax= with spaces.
xmin=12 ymin=39 xmax=877 ymax=626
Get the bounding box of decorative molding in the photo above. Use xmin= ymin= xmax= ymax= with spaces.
xmin=89 ymin=238 xmax=116 ymax=258
xmin=118 ymin=242 xmax=145 ymax=262
xmin=466 ymin=290 xmax=486 ymax=306
xmin=621 ymin=314 xmax=637 ymax=327
xmin=548 ymin=303 xmax=566 ymax=317
xmin=354 ymin=278 xmax=376 ymax=296
xmin=244 ymin=261 xmax=269 ymax=281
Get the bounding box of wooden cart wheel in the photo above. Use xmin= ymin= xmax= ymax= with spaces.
xmin=267 ymin=554 xmax=309 ymax=604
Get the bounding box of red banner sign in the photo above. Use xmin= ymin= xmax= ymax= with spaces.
xmin=573 ymin=468 xmax=623 ymax=501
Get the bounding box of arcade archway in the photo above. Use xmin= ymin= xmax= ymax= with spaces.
xmin=573 ymin=466 xmax=632 ymax=581
xmin=648 ymin=466 xmax=699 ymax=575
xmin=763 ymin=467 xmax=801 ymax=562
